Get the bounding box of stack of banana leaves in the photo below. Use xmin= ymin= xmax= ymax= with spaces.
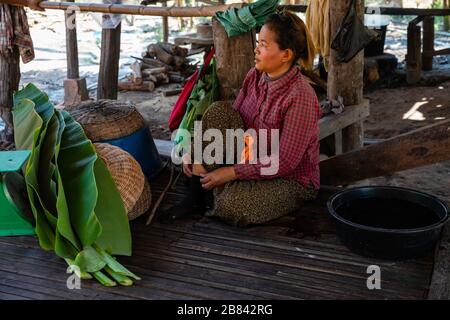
xmin=174 ymin=57 xmax=219 ymax=156
xmin=12 ymin=84 xmax=140 ymax=286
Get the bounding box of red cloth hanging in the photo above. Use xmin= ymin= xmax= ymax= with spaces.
xmin=168 ymin=48 xmax=215 ymax=132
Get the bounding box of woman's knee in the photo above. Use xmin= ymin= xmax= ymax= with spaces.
xmin=202 ymin=101 xmax=242 ymax=130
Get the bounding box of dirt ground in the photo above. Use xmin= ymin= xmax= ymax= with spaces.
xmin=351 ymin=80 xmax=450 ymax=204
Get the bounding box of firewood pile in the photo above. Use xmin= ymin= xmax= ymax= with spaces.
xmin=119 ymin=42 xmax=197 ymax=93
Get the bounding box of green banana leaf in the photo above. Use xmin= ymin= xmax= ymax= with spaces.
xmin=12 ymin=84 xmax=134 ymax=280
xmin=14 ymin=98 xmax=56 ymax=250
xmin=93 ymin=156 xmax=131 ymax=256
xmin=57 ymin=110 xmax=102 ymax=248
xmin=12 ymin=98 xmax=42 ymax=151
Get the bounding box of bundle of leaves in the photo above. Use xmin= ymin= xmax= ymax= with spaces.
xmin=174 ymin=57 xmax=220 ymax=156
xmin=12 ymin=84 xmax=140 ymax=286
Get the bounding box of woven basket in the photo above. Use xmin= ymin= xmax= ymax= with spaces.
xmin=66 ymin=100 xmax=146 ymax=141
xmin=128 ymin=178 xmax=152 ymax=221
xmin=94 ymin=143 xmax=147 ymax=219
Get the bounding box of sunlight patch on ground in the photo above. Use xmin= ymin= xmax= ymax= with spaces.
xmin=403 ymin=101 xmax=428 ymax=121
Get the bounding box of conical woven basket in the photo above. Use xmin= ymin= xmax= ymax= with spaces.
xmin=128 ymin=178 xmax=152 ymax=221
xmin=66 ymin=100 xmax=146 ymax=141
xmin=94 ymin=143 xmax=150 ymax=220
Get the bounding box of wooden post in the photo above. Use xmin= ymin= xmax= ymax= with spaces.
xmin=97 ymin=19 xmax=122 ymax=100
xmin=444 ymin=0 xmax=450 ymax=31
xmin=65 ymin=2 xmax=79 ymax=80
xmin=63 ymin=2 xmax=89 ymax=106
xmin=327 ymin=0 xmax=365 ymax=153
xmin=162 ymin=2 xmax=169 ymax=42
xmin=0 ymin=47 xmax=20 ymax=142
xmin=212 ymin=17 xmax=255 ymax=100
xmin=422 ymin=16 xmax=435 ymax=71
xmin=406 ymin=17 xmax=422 ymax=84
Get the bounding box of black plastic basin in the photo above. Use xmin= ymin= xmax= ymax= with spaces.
xmin=327 ymin=186 xmax=449 ymax=260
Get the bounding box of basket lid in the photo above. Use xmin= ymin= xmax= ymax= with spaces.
xmin=66 ymin=100 xmax=146 ymax=141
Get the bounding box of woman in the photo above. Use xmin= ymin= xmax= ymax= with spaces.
xmin=180 ymin=11 xmax=321 ymax=227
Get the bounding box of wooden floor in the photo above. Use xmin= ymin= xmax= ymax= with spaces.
xmin=0 ymin=166 xmax=439 ymax=300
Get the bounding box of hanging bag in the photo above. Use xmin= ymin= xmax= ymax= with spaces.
xmin=330 ymin=0 xmax=378 ymax=63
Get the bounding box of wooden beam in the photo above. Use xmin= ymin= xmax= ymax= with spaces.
xmin=280 ymin=5 xmax=450 ymax=16
xmin=212 ymin=17 xmax=255 ymax=100
xmin=6 ymin=1 xmax=450 ymax=17
xmin=38 ymin=1 xmax=241 ymax=16
xmin=97 ymin=20 xmax=121 ymax=100
xmin=320 ymin=119 xmax=450 ymax=186
xmin=433 ymin=48 xmax=450 ymax=56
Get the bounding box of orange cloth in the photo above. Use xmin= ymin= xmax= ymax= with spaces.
xmin=239 ymin=134 xmax=255 ymax=164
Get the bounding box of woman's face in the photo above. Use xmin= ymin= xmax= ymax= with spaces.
xmin=254 ymin=25 xmax=292 ymax=75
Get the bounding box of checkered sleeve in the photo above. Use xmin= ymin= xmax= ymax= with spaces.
xmin=234 ymin=93 xmax=318 ymax=180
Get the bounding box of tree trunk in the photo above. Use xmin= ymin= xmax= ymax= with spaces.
xmin=0 ymin=47 xmax=20 ymax=142
xmin=327 ymin=0 xmax=365 ymax=152
xmin=212 ymin=17 xmax=255 ymax=100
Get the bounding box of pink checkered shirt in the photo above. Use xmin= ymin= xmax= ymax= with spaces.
xmin=232 ymin=66 xmax=321 ymax=190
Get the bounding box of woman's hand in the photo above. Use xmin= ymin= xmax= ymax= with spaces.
xmin=182 ymin=153 xmax=193 ymax=178
xmin=200 ymin=166 xmax=237 ymax=190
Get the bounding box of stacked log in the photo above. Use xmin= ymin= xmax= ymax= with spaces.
xmin=119 ymin=42 xmax=195 ymax=92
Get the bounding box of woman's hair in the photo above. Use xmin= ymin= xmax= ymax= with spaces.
xmin=264 ymin=10 xmax=316 ymax=70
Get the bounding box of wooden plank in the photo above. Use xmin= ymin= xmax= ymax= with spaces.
xmin=138 ymin=231 xmax=429 ymax=298
xmin=212 ymin=17 xmax=255 ymax=100
xmin=0 ymin=251 xmax=194 ymax=300
xmin=433 ymin=48 xmax=450 ymax=56
xmin=427 ymin=221 xmax=450 ymax=299
xmin=97 ymin=21 xmax=121 ymax=99
xmin=152 ymin=226 xmax=432 ymax=285
xmin=0 ymin=290 xmax=30 ymax=300
xmin=134 ymin=249 xmax=369 ymax=300
xmin=318 ymin=99 xmax=370 ymax=140
xmin=136 ymin=239 xmax=415 ymax=299
xmin=320 ymin=119 xmax=450 ymax=185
